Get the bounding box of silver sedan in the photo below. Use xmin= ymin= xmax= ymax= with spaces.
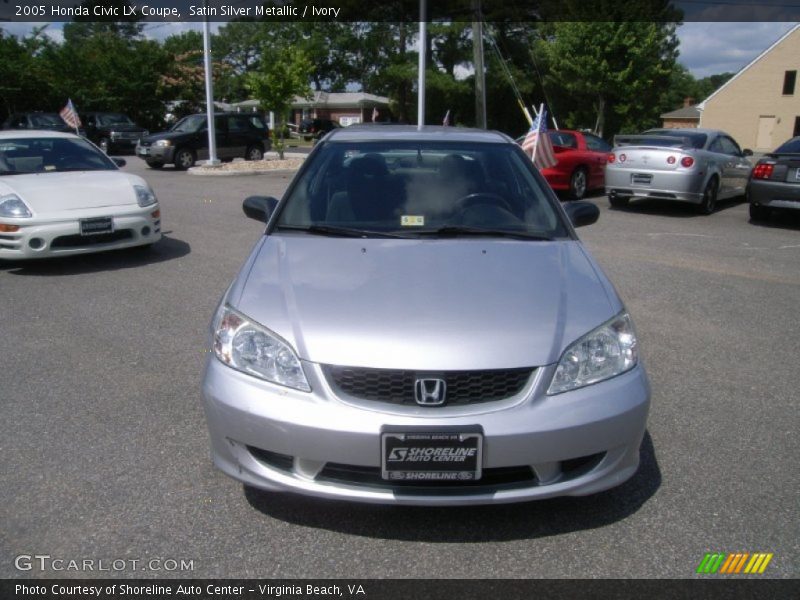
xmin=201 ymin=126 xmax=650 ymax=505
xmin=605 ymin=128 xmax=753 ymax=214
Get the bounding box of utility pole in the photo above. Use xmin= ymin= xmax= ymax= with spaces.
xmin=472 ymin=0 xmax=486 ymax=129
xmin=202 ymin=0 xmax=220 ymax=166
xmin=417 ymin=0 xmax=427 ymax=130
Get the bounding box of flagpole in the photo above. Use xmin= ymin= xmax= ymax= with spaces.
xmin=531 ymin=103 xmax=543 ymax=166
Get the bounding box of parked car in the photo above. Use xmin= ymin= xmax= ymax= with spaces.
xmin=518 ymin=129 xmax=611 ymax=199
xmin=2 ymin=112 xmax=86 ymax=137
xmin=81 ymin=112 xmax=149 ymax=155
xmin=605 ymin=128 xmax=753 ymax=214
xmin=200 ymin=125 xmax=650 ymax=505
xmin=748 ymin=136 xmax=800 ymax=222
xmin=136 ymin=112 xmax=271 ymax=170
xmin=299 ymin=118 xmax=340 ymax=142
xmin=0 ymin=131 xmax=161 ymax=260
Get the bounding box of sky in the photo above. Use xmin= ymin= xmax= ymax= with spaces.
xmin=0 ymin=20 xmax=797 ymax=80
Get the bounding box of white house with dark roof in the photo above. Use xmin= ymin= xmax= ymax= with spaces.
xmin=290 ymin=92 xmax=391 ymax=126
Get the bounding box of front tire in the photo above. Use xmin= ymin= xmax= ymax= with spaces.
xmin=245 ymin=145 xmax=264 ymax=161
xmin=174 ymin=148 xmax=195 ymax=170
xmin=568 ymin=167 xmax=588 ymax=200
xmin=698 ymin=177 xmax=718 ymax=215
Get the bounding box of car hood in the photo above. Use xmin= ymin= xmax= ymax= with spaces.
xmin=141 ymin=131 xmax=192 ymax=143
xmin=0 ymin=171 xmax=143 ymax=214
xmin=232 ymin=235 xmax=623 ymax=370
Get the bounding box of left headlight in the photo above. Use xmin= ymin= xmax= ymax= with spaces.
xmin=134 ymin=184 xmax=157 ymax=208
xmin=213 ymin=304 xmax=310 ymax=392
xmin=548 ymin=312 xmax=638 ymax=395
xmin=0 ymin=194 xmax=33 ymax=218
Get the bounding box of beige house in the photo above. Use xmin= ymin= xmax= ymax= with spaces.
xmin=698 ymin=24 xmax=800 ymax=152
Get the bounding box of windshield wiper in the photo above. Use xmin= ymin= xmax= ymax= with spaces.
xmin=414 ymin=226 xmax=553 ymax=241
xmin=276 ymin=225 xmax=413 ymax=239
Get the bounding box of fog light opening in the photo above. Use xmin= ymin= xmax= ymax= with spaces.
xmin=29 ymin=237 xmax=45 ymax=250
xmin=141 ymin=226 xmax=151 ymax=237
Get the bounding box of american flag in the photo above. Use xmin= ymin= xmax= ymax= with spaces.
xmin=59 ymin=99 xmax=82 ymax=130
xmin=522 ymin=107 xmax=557 ymax=170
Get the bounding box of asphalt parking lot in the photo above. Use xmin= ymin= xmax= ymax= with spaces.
xmin=1 ymin=158 xmax=798 ymax=579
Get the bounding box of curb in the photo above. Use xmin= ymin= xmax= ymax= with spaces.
xmin=187 ymin=167 xmax=301 ymax=177
xmin=187 ymin=153 xmax=306 ymax=176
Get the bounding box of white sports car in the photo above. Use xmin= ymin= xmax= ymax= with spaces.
xmin=0 ymin=130 xmax=161 ymax=260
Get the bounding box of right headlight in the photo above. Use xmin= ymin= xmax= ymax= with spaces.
xmin=212 ymin=305 xmax=310 ymax=392
xmin=548 ymin=312 xmax=638 ymax=395
xmin=0 ymin=194 xmax=33 ymax=218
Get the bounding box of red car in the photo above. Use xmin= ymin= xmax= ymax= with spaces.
xmin=518 ymin=129 xmax=611 ymax=199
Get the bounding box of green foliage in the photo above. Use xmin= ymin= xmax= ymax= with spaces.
xmin=246 ymin=46 xmax=313 ymax=158
xmin=543 ymin=22 xmax=679 ymax=136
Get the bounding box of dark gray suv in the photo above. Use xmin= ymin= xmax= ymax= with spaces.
xmin=136 ymin=113 xmax=271 ymax=169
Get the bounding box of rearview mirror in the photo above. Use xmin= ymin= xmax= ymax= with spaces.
xmin=742 ymin=148 xmax=753 ymax=157
xmin=243 ymin=196 xmax=279 ymax=223
xmin=563 ymin=201 xmax=600 ymax=228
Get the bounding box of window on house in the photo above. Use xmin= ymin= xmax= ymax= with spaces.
xmin=783 ymin=70 xmax=797 ymax=95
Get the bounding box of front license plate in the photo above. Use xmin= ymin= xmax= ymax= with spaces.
xmin=794 ymin=168 xmax=800 ymax=181
xmin=631 ymin=173 xmax=652 ymax=185
xmin=137 ymin=147 xmax=150 ymax=156
xmin=381 ymin=432 xmax=483 ymax=481
xmin=80 ymin=217 xmax=113 ymax=236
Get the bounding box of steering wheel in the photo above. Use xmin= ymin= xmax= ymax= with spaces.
xmin=453 ymin=192 xmax=513 ymax=214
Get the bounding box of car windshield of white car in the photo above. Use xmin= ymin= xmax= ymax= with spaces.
xmin=275 ymin=141 xmax=570 ymax=240
xmin=0 ymin=137 xmax=118 ymax=175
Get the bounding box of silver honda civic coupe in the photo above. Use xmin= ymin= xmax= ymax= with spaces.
xmin=201 ymin=126 xmax=650 ymax=505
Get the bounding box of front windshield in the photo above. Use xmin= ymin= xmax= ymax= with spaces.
xmin=29 ymin=114 xmax=65 ymax=128
xmin=97 ymin=114 xmax=135 ymax=127
xmin=171 ymin=115 xmax=206 ymax=133
xmin=0 ymin=137 xmax=118 ymax=175
xmin=276 ymin=141 xmax=570 ymax=239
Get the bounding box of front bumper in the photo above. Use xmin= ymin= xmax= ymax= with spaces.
xmin=0 ymin=204 xmax=161 ymax=260
xmin=201 ymin=357 xmax=651 ymax=505
xmin=605 ymin=168 xmax=705 ymax=203
xmin=136 ymin=144 xmax=175 ymax=164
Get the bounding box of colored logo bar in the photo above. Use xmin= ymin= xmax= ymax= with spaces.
xmin=697 ymin=552 xmax=773 ymax=574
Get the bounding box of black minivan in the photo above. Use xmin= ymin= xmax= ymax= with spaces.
xmin=136 ymin=113 xmax=271 ymax=169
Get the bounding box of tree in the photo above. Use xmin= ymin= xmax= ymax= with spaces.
xmin=542 ymin=20 xmax=680 ymax=137
xmin=246 ymin=47 xmax=312 ymax=159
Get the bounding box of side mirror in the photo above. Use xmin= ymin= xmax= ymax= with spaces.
xmin=243 ymin=195 xmax=279 ymax=223
xmin=742 ymin=148 xmax=753 ymax=157
xmin=112 ymin=158 xmax=126 ymax=167
xmin=563 ymin=201 xmax=600 ymax=228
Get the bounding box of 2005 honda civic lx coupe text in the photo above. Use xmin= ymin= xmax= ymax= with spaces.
xmin=201 ymin=126 xmax=650 ymax=505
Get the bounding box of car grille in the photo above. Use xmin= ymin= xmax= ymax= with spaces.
xmin=51 ymin=230 xmax=133 ymax=248
xmin=324 ymin=366 xmax=534 ymax=406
